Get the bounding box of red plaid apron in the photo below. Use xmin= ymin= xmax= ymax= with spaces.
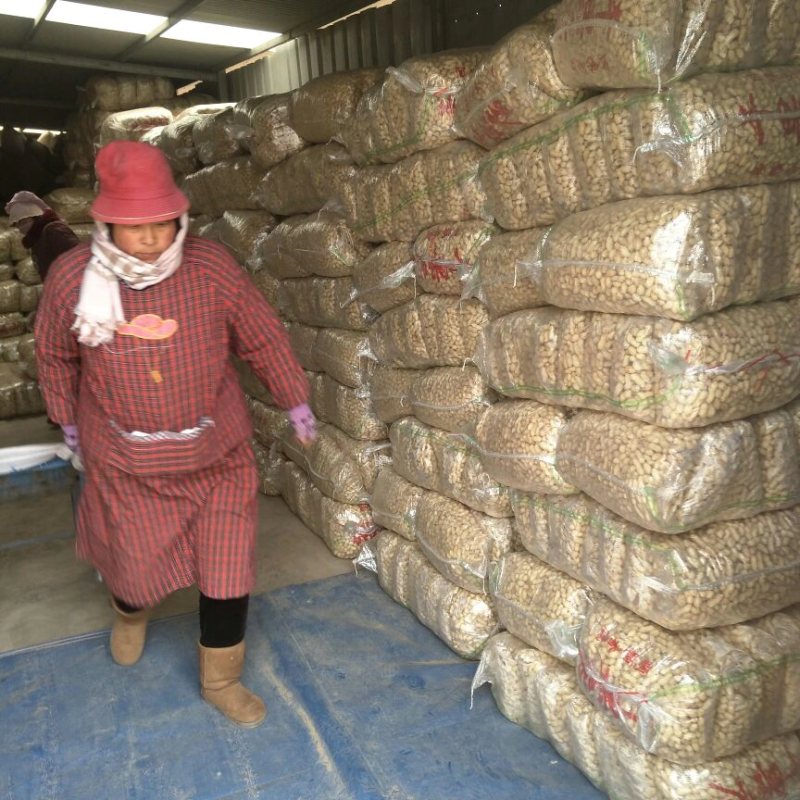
xmin=36 ymin=236 xmax=309 ymax=604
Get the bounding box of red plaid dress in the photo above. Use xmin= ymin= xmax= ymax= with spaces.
xmin=35 ymin=236 xmax=309 ymax=606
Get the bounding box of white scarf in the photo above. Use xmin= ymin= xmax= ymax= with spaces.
xmin=73 ymin=213 xmax=190 ymax=347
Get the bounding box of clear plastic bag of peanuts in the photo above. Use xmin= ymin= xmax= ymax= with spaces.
xmin=313 ymin=328 xmax=376 ymax=390
xmin=0 ymin=231 xmax=13 ymax=264
xmin=307 ymin=372 xmax=387 ymax=442
xmin=13 ymin=256 xmax=42 ymax=286
xmin=182 ymin=157 xmax=266 ymax=217
xmin=576 ymin=595 xmax=800 ymax=765
xmin=555 ymin=402 xmax=800 ymax=534
xmin=338 ymin=49 xmax=488 ymax=166
xmin=251 ymin=439 xmax=283 ymax=496
xmin=8 ymin=227 xmax=26 ymax=263
xmin=232 ymin=93 xmax=307 ymax=170
xmin=157 ymin=111 xmax=204 ymax=174
xmin=473 ymin=399 xmax=576 ymax=494
xmin=374 ymin=530 xmax=499 ymax=659
xmin=0 ymin=281 xmax=21 ymax=314
xmin=474 ymin=299 xmax=800 ymax=428
xmin=254 ymin=211 xmax=372 ymax=279
xmin=473 ymin=631 xmax=800 ymax=800
xmin=412 ymin=221 xmax=499 ymax=296
xmin=283 ymin=322 xmax=322 ymax=372
xmin=389 ymin=416 xmax=513 ymax=517
xmin=461 ymin=228 xmax=549 ymax=318
xmin=201 ymin=210 xmax=277 ymax=268
xmin=552 ymin=0 xmax=800 ymax=90
xmin=254 ymin=143 xmax=354 ymax=217
xmin=454 ymin=19 xmax=587 ymax=150
xmin=277 ymin=276 xmax=378 ymax=332
xmin=330 ymin=140 xmax=488 ymax=243
xmin=350 ymin=242 xmax=417 ymax=314
xmin=246 ymin=395 xmax=287 ymax=447
xmin=290 ymin=68 xmax=384 ymax=144
xmin=409 ymin=365 xmax=496 ymax=435
xmin=17 ymin=334 xmax=37 ymax=381
xmin=512 ymin=490 xmax=800 ymax=631
xmin=42 ymin=187 xmax=95 ymax=225
xmin=0 ymin=334 xmax=21 ymax=362
xmin=281 ymin=421 xmax=391 ymax=504
xmin=415 ymin=491 xmax=515 ymax=595
xmin=0 ymin=363 xmax=45 ymax=419
xmin=440 ymin=428 xmax=514 ymax=517
xmin=367 ymin=365 xmax=421 ymax=424
xmin=528 ymin=184 xmax=800 ymax=321
xmin=370 ymin=295 xmax=489 ymax=369
xmin=369 ymin=466 xmax=425 ymax=541
xmin=19 ymin=284 xmax=41 ymax=314
xmin=489 ymin=552 xmax=591 ymax=662
xmin=0 ymin=313 xmax=25 ymax=339
xmin=280 ymin=460 xmax=379 ymax=559
xmin=192 ymin=107 xmax=250 ymax=165
xmin=83 ymin=74 xmax=173 ymax=112
xmin=479 ymin=67 xmax=800 ymax=231
xmin=98 ymin=106 xmax=173 ymax=147
xmin=255 ymin=215 xmax=313 ymax=279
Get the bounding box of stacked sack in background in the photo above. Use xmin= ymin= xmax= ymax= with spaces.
xmin=63 ymin=72 xmax=216 ymax=187
xmin=248 ymin=69 xmax=393 ymax=560
xmin=0 ymin=188 xmax=94 ymax=419
xmin=467 ymin=2 xmax=800 ymax=798
xmin=338 ymin=24 xmax=585 ymax=662
xmin=0 ymin=222 xmax=46 ymax=419
xmin=143 ymin=68 xmax=392 ymax=560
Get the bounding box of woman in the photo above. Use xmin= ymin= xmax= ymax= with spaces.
xmin=35 ymin=140 xmax=316 ymax=729
xmin=5 ymin=191 xmax=79 ymax=282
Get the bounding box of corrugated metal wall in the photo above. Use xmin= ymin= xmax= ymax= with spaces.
xmin=228 ymin=0 xmax=555 ymax=100
xmin=443 ymin=0 xmax=553 ymax=48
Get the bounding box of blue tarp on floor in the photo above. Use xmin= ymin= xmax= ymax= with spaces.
xmin=1 ymin=572 xmax=606 ymax=800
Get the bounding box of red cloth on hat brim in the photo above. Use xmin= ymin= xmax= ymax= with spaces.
xmin=90 ymin=187 xmax=190 ymax=224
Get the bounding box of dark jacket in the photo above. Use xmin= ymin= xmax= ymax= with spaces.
xmin=22 ymin=209 xmax=79 ymax=282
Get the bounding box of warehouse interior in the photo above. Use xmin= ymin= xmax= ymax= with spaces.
xmin=2 ymin=0 xmax=800 ymax=798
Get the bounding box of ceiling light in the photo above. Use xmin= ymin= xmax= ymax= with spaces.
xmin=161 ymin=20 xmax=279 ymax=49
xmin=46 ymin=0 xmax=166 ymax=34
xmin=0 ymin=0 xmax=46 ymax=18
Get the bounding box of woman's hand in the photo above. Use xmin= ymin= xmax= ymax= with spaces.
xmin=288 ymin=403 xmax=316 ymax=447
xmin=61 ymin=424 xmax=81 ymax=456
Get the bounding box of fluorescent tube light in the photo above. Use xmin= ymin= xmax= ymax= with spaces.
xmin=0 ymin=0 xmax=47 ymax=19
xmin=161 ymin=20 xmax=279 ymax=49
xmin=46 ymin=1 xmax=166 ymax=34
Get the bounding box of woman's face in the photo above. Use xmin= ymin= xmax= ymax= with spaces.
xmin=111 ymin=220 xmax=178 ymax=262
xmin=14 ymin=218 xmax=35 ymax=235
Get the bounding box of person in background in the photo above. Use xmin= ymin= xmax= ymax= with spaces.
xmin=35 ymin=141 xmax=317 ymax=729
xmin=5 ymin=191 xmax=79 ymax=282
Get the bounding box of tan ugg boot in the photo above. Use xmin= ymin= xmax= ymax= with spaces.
xmin=109 ymin=598 xmax=150 ymax=666
xmin=198 ymin=641 xmax=267 ymax=728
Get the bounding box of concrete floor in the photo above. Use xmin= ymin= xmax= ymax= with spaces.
xmin=0 ymin=415 xmax=351 ymax=653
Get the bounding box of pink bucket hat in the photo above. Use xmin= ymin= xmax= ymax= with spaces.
xmin=5 ymin=191 xmax=49 ymax=225
xmin=90 ymin=140 xmax=190 ymax=224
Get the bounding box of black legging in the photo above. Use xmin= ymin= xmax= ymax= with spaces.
xmin=114 ymin=593 xmax=249 ymax=648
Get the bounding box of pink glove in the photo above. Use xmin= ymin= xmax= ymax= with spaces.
xmin=288 ymin=403 xmax=316 ymax=445
xmin=61 ymin=424 xmax=80 ymax=455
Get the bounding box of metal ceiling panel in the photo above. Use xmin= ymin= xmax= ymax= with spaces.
xmin=0 ymin=16 xmax=31 ymax=48
xmin=127 ymin=37 xmax=246 ymax=70
xmin=191 ymin=0 xmax=357 ymax=34
xmin=64 ymin=0 xmax=187 ymax=14
xmin=31 ymin=21 xmax=142 ymax=59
